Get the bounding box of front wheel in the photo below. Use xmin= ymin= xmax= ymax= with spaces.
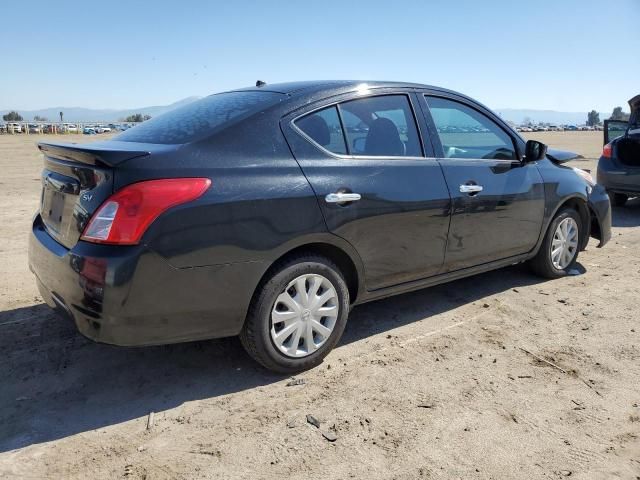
xmin=529 ymin=208 xmax=582 ymax=279
xmin=240 ymin=254 xmax=350 ymax=373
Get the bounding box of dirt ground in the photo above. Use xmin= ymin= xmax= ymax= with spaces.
xmin=0 ymin=131 xmax=638 ymax=479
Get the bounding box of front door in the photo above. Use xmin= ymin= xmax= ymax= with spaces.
xmin=283 ymin=92 xmax=451 ymax=290
xmin=420 ymin=94 xmax=545 ymax=271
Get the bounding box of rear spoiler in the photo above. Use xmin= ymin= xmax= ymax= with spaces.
xmin=546 ymin=148 xmax=582 ymax=164
xmin=38 ymin=141 xmax=151 ymax=167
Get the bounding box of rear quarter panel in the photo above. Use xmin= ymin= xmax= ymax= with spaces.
xmin=116 ymin=118 xmax=329 ymax=269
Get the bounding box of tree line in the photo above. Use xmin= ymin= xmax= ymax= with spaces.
xmin=121 ymin=114 xmax=152 ymax=123
xmin=586 ymin=106 xmax=630 ymax=126
xmin=2 ymin=111 xmax=153 ymax=123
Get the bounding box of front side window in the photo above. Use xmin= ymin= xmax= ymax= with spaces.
xmin=426 ymin=96 xmax=517 ymax=160
xmin=340 ymin=95 xmax=422 ymax=157
xmin=295 ymin=106 xmax=347 ymax=154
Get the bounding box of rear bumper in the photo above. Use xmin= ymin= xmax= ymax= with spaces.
xmin=587 ymin=184 xmax=612 ymax=247
xmin=29 ymin=215 xmax=265 ymax=346
xmin=597 ymin=156 xmax=640 ymax=195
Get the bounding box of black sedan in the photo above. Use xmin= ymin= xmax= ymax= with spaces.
xmin=598 ymin=95 xmax=640 ymax=206
xmin=29 ymin=81 xmax=611 ymax=373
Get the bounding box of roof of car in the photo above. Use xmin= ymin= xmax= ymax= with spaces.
xmin=221 ymin=80 xmax=505 ymax=131
xmin=231 ymin=80 xmax=452 ymax=96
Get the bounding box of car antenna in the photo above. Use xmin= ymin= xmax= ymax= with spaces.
xmin=255 ymin=80 xmax=267 ymax=87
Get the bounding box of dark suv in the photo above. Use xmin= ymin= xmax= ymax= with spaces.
xmin=598 ymin=95 xmax=640 ymax=206
xmin=29 ymin=81 xmax=611 ymax=373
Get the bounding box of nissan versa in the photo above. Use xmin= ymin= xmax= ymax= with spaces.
xmin=29 ymin=81 xmax=612 ymax=373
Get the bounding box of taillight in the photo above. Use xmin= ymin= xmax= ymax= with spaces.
xmin=602 ymin=142 xmax=612 ymax=158
xmin=81 ymin=178 xmax=211 ymax=245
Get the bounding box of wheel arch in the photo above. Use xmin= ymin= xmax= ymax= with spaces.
xmin=551 ymin=196 xmax=591 ymax=251
xmin=251 ymin=239 xmax=364 ymax=309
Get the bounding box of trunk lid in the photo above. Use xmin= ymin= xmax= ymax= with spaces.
xmin=37 ymin=142 xmax=151 ymax=249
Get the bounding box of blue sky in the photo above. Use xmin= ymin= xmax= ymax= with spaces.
xmin=2 ymin=0 xmax=639 ymax=112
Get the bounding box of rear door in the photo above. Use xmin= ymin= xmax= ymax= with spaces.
xmin=419 ymin=93 xmax=545 ymax=272
xmin=282 ymin=91 xmax=451 ymax=291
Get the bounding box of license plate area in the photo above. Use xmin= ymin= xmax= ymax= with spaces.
xmin=40 ymin=170 xmax=81 ymax=244
xmin=41 ymin=188 xmax=66 ymax=234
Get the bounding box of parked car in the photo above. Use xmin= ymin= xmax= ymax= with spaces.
xmin=8 ymin=122 xmax=23 ymax=133
xmin=29 ymin=81 xmax=611 ymax=373
xmin=28 ymin=124 xmax=43 ymax=134
xmin=83 ymin=127 xmax=96 ymax=135
xmin=60 ymin=124 xmax=78 ymax=133
xmin=598 ymin=95 xmax=640 ymax=206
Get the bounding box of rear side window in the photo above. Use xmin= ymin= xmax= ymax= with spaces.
xmin=294 ymin=94 xmax=423 ymax=157
xmin=425 ymin=96 xmax=517 ymax=160
xmin=340 ymin=95 xmax=422 ymax=157
xmin=115 ymin=91 xmax=284 ymax=144
xmin=295 ymin=106 xmax=347 ymax=154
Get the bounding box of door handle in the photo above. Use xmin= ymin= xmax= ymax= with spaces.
xmin=325 ymin=192 xmax=362 ymax=203
xmin=459 ymin=184 xmax=483 ymax=194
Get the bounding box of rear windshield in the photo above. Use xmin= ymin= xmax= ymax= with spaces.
xmin=115 ymin=91 xmax=284 ymax=144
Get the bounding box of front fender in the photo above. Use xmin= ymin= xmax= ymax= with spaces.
xmin=533 ymin=159 xmax=593 ymax=255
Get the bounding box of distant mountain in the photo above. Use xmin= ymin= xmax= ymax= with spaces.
xmin=0 ymin=96 xmax=201 ymax=122
xmin=494 ymin=108 xmax=608 ymax=126
xmin=2 ymin=99 xmax=615 ymax=126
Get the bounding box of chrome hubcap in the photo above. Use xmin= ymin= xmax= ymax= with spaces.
xmin=551 ymin=218 xmax=579 ymax=269
xmin=270 ymin=274 xmax=339 ymax=358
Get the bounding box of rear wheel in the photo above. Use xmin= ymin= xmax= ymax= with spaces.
xmin=529 ymin=208 xmax=581 ymax=279
xmin=240 ymin=255 xmax=350 ymax=373
xmin=609 ymin=192 xmax=628 ymax=207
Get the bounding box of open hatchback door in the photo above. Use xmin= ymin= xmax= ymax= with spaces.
xmin=604 ymin=95 xmax=640 ymax=145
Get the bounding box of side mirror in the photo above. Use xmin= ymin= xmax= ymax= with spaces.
xmin=524 ymin=140 xmax=547 ymax=163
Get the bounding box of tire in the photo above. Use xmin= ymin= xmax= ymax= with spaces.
xmin=240 ymin=254 xmax=350 ymax=373
xmin=529 ymin=208 xmax=582 ymax=279
xmin=609 ymin=192 xmax=628 ymax=207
